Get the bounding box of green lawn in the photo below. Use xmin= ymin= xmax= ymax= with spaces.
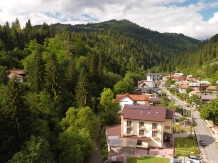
xmin=174 ymin=137 xmax=200 ymax=156
xmin=127 ymin=156 xmax=170 ymax=163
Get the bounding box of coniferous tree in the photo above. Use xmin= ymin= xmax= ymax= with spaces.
xmin=65 ymin=59 xmax=77 ymax=93
xmin=30 ymin=52 xmax=45 ymax=93
xmin=0 ymin=66 xmax=8 ymax=85
xmin=0 ymin=78 xmax=31 ymax=162
xmin=44 ymin=53 xmax=63 ymax=107
xmin=75 ymin=69 xmax=89 ymax=108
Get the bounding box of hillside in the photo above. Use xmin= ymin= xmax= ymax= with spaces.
xmin=52 ymin=19 xmax=201 ymax=57
xmin=172 ymin=34 xmax=218 ymax=83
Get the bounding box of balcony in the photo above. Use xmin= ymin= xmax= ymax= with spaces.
xmin=125 ymin=124 xmax=133 ymax=128
xmin=138 ymin=134 xmax=146 ymax=137
xmin=125 ymin=132 xmax=133 ymax=136
xmin=138 ymin=125 xmax=146 ymax=130
xmin=152 ymin=135 xmax=161 ymax=140
xmin=151 ymin=126 xmax=161 ymax=131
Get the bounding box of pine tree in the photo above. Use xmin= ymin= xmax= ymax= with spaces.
xmin=44 ymin=53 xmax=62 ymax=104
xmin=0 ymin=78 xmax=31 ymax=162
xmin=75 ymin=69 xmax=89 ymax=108
xmin=30 ymin=52 xmax=45 ymax=93
xmin=65 ymin=59 xmax=77 ymax=93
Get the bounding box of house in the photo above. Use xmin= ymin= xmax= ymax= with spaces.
xmin=189 ymin=90 xmax=201 ymax=97
xmin=105 ymin=105 xmax=174 ymax=161
xmin=146 ymin=73 xmax=161 ymax=81
xmin=178 ymin=81 xmax=189 ymax=93
xmin=186 ymin=78 xmax=196 ymax=82
xmin=206 ymin=86 xmax=217 ymax=93
xmin=8 ymin=69 xmax=26 ymax=82
xmin=199 ymin=93 xmax=217 ymax=104
xmin=137 ymin=80 xmax=155 ymax=88
xmin=198 ymin=81 xmax=211 ymax=90
xmin=148 ymin=97 xmax=163 ymax=106
xmin=140 ymin=88 xmax=161 ymax=98
xmin=116 ymin=93 xmax=150 ymax=112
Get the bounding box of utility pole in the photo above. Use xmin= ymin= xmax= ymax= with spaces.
xmin=190 ymin=109 xmax=193 ymax=136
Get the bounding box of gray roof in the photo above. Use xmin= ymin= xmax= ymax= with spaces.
xmin=200 ymin=93 xmax=217 ymax=100
xmin=141 ymin=88 xmax=161 ymax=93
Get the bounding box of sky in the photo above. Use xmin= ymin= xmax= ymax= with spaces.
xmin=0 ymin=0 xmax=218 ymax=40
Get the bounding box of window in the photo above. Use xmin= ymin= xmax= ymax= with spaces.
xmin=127 ymin=128 xmax=132 ymax=134
xmin=152 ymin=131 xmax=157 ymax=137
xmin=127 ymin=120 xmax=132 ymax=126
xmin=137 ymin=140 xmax=142 ymax=146
xmin=152 ymin=123 xmax=157 ymax=129
xmin=139 ymin=130 xmax=144 ymax=135
xmin=139 ymin=121 xmax=144 ymax=127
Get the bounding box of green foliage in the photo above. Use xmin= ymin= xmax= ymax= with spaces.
xmin=99 ymin=88 xmax=120 ymax=126
xmin=44 ymin=53 xmax=63 ymax=106
xmin=0 ymin=78 xmax=32 ymax=162
xmin=75 ymin=69 xmax=89 ymax=108
xmin=200 ymin=99 xmax=218 ymax=124
xmin=58 ymin=127 xmax=95 ymax=163
xmin=8 ymin=135 xmax=56 ymax=163
xmin=113 ymin=75 xmax=135 ymax=94
xmin=0 ymin=66 xmax=8 ymax=85
xmin=164 ymin=78 xmax=175 ymax=88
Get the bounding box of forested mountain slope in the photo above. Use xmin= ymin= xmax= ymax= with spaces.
xmin=172 ymin=34 xmax=218 ymax=84
xmin=52 ymin=19 xmax=201 ymax=57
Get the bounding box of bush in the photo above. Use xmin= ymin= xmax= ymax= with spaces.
xmin=178 ymin=117 xmax=186 ymax=122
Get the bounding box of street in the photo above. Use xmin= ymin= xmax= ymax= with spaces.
xmin=161 ymin=79 xmax=218 ymax=163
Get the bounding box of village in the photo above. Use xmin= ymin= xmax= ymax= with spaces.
xmin=105 ymin=72 xmax=218 ymax=163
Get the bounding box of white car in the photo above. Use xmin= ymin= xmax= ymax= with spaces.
xmin=187 ymin=159 xmax=202 ymax=163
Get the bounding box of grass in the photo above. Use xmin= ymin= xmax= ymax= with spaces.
xmin=127 ymin=156 xmax=170 ymax=163
xmin=174 ymin=137 xmax=200 ymax=156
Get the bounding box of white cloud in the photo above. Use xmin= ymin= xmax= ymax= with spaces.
xmin=0 ymin=0 xmax=217 ymax=40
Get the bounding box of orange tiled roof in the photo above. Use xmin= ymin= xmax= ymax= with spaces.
xmin=206 ymin=86 xmax=217 ymax=91
xmin=116 ymin=93 xmax=150 ymax=101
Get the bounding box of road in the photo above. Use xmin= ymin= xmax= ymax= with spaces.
xmin=160 ymin=79 xmax=218 ymax=163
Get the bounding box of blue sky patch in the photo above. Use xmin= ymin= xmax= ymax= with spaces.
xmin=81 ymin=14 xmax=98 ymax=22
xmin=199 ymin=8 xmax=217 ymax=21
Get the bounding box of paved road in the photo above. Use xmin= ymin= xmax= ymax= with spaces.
xmin=160 ymin=79 xmax=218 ymax=163
xmin=193 ymin=111 xmax=218 ymax=163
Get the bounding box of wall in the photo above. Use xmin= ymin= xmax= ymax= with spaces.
xmin=123 ymin=119 xmax=163 ymax=147
xmin=164 ymin=119 xmax=173 ymax=134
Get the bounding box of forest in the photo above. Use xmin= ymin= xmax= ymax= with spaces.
xmin=0 ymin=18 xmax=213 ymax=163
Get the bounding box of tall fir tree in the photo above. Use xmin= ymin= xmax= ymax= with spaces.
xmin=44 ymin=53 xmax=63 ymax=108
xmin=65 ymin=59 xmax=77 ymax=93
xmin=0 ymin=78 xmax=32 ymax=162
xmin=75 ymin=69 xmax=89 ymax=108
xmin=30 ymin=52 xmax=45 ymax=93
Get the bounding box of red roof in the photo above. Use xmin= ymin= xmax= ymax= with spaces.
xmin=116 ymin=93 xmax=150 ymax=101
xmin=106 ymin=125 xmax=121 ymax=136
xmin=121 ymin=105 xmax=168 ymax=122
xmin=186 ymin=78 xmax=196 ymax=81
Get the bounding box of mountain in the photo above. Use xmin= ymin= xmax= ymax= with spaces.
xmin=172 ymin=34 xmax=218 ymax=83
xmin=52 ymin=19 xmax=201 ymax=57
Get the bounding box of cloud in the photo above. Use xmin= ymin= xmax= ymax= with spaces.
xmin=0 ymin=0 xmax=217 ymax=40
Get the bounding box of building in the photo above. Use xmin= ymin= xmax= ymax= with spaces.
xmin=105 ymin=105 xmax=174 ymax=162
xmin=146 ymin=73 xmax=161 ymax=81
xmin=137 ymin=80 xmax=155 ymax=88
xmin=8 ymin=69 xmax=26 ymax=82
xmin=116 ymin=93 xmax=150 ymax=112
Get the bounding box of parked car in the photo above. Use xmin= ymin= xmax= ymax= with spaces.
xmin=188 ymin=156 xmax=200 ymax=160
xmin=187 ymin=160 xmax=202 ymax=163
xmin=199 ymin=139 xmax=206 ymax=146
